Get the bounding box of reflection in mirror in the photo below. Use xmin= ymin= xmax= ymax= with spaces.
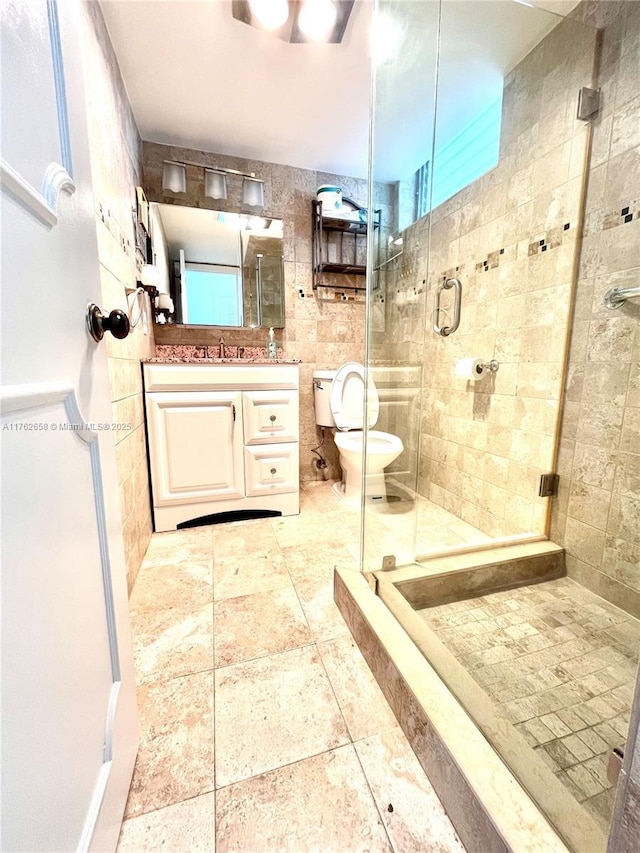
xmin=149 ymin=202 xmax=284 ymax=328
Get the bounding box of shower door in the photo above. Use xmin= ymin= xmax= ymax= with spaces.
xmin=363 ymin=0 xmax=597 ymax=571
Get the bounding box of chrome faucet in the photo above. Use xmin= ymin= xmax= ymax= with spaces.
xmin=219 ymin=336 xmax=225 ymax=359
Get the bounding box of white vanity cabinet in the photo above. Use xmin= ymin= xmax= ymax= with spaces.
xmin=143 ymin=363 xmax=299 ymax=531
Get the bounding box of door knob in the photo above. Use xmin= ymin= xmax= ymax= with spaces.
xmin=86 ymin=303 xmax=131 ymax=341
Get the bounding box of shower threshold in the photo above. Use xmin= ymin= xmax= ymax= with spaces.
xmin=334 ymin=541 xmax=620 ymax=853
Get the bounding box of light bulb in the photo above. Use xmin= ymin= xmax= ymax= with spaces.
xmin=249 ymin=0 xmax=289 ymax=30
xmin=298 ymin=0 xmax=337 ymax=41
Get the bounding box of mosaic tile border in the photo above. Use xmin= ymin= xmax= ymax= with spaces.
xmin=585 ymin=200 xmax=640 ymax=237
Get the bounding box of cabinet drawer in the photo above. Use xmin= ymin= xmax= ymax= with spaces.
xmin=244 ymin=443 xmax=299 ymax=496
xmin=242 ymin=390 xmax=299 ymax=444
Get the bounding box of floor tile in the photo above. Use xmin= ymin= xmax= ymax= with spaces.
xmin=213 ymin=550 xmax=291 ymax=601
xmin=214 ymin=586 xmax=312 ymax=667
xmin=419 ymin=576 xmax=639 ymax=828
xmin=215 ymin=745 xmax=392 ymax=852
xmin=214 ymin=645 xmax=350 ymax=788
xmin=317 ymin=633 xmax=398 ymax=741
xmin=143 ymin=528 xmax=214 ymax=568
xmin=125 ymin=670 xmax=214 ymax=818
xmin=212 ymin=519 xmax=280 ymax=558
xmin=131 ymin=560 xmax=213 ymax=613
xmin=282 ymin=545 xmax=355 ymax=641
xmin=118 ymin=793 xmax=215 ymax=851
xmin=131 ymin=602 xmax=214 ymax=685
xmin=271 ymin=509 xmax=360 ymax=550
xmin=355 ymin=727 xmax=466 ymax=853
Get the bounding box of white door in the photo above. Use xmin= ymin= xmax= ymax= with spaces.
xmin=1 ymin=1 xmax=138 ymax=850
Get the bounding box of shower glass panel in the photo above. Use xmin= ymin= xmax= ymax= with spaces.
xmin=361 ymin=1 xmax=633 ymax=847
xmin=364 ymin=0 xmax=596 ymax=571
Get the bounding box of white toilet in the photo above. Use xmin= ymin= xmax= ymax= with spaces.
xmin=313 ymin=362 xmax=403 ymax=504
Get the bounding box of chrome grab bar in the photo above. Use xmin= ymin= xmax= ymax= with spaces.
xmin=255 ymin=253 xmax=263 ymax=327
xmin=604 ymin=284 xmax=640 ymax=310
xmin=433 ymin=277 xmax=462 ymax=336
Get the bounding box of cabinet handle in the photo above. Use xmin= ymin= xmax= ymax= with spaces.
xmin=270 ymin=415 xmax=276 ymax=423
xmin=232 ymin=404 xmax=236 ymax=421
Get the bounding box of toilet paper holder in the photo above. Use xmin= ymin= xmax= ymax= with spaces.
xmin=454 ymin=357 xmax=500 ymax=380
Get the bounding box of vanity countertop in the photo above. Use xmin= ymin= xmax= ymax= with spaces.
xmin=143 ymin=357 xmax=301 ymax=365
xmin=144 ymin=345 xmax=300 ymax=365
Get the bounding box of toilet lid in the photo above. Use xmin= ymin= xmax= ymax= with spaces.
xmin=330 ymin=362 xmax=379 ymax=431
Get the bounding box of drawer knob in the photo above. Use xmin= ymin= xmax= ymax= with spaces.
xmin=270 ymin=415 xmax=276 ymax=422
xmin=270 ymin=467 xmax=277 ymax=475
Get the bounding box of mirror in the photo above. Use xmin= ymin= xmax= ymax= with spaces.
xmin=149 ymin=202 xmax=284 ymax=328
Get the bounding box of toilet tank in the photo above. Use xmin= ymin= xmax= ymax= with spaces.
xmin=313 ymin=370 xmax=336 ymax=427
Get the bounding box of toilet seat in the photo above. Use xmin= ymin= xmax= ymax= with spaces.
xmin=329 ymin=362 xmax=379 ymax=431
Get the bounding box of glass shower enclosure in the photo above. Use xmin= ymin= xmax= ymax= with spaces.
xmin=355 ymin=1 xmax=638 ymax=849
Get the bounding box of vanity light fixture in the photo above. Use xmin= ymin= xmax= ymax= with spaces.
xmin=232 ymin=0 xmax=354 ymax=44
xmin=204 ymin=169 xmax=228 ymax=200
xmin=162 ymin=161 xmax=187 ymax=193
xmin=162 ymin=159 xmax=266 ymax=211
xmin=242 ymin=177 xmax=265 ymax=209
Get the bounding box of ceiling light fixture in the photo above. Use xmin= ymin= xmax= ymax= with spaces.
xmin=298 ymin=0 xmax=337 ymax=41
xmin=248 ymin=0 xmax=290 ymax=30
xmin=232 ymin=0 xmax=354 ymax=44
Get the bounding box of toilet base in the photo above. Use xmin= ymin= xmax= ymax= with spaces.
xmin=332 ymin=471 xmax=389 ymax=506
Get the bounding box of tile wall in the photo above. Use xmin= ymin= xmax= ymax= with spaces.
xmin=80 ymin=2 xmax=155 ymax=592
xmin=142 ymin=141 xmax=394 ymax=483
xmin=551 ymin=0 xmax=640 ymax=616
xmin=372 ymin=14 xmax=597 ymax=539
xmin=551 ymin=3 xmax=640 ymax=846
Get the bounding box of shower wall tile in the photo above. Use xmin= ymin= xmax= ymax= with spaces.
xmin=372 ymin=11 xmax=597 ymax=538
xmin=554 ymin=4 xmax=640 ymax=844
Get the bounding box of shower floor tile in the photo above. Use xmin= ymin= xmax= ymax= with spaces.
xmin=419 ymin=577 xmax=640 ymax=831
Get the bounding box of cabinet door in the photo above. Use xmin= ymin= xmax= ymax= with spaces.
xmin=244 ymin=443 xmax=299 ymax=496
xmin=243 ymin=390 xmax=299 ymax=444
xmin=146 ymin=391 xmax=244 ymax=506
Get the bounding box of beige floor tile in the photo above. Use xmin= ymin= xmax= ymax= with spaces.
xmin=271 ymin=509 xmax=360 ymax=550
xmin=143 ymin=529 xmax=214 ymax=568
xmin=125 ymin=671 xmax=215 ymax=819
xmin=317 ymin=634 xmax=398 ymax=741
xmin=282 ymin=545 xmax=355 ymax=641
xmin=212 ymin=519 xmax=280 ymax=558
xmin=131 ymin=560 xmax=213 ymax=613
xmin=118 ymin=793 xmax=215 ymax=851
xmin=214 ymin=646 xmax=350 ymax=788
xmin=355 ymin=727 xmax=466 ymax=853
xmin=213 ymin=550 xmax=291 ymax=601
xmin=214 ymin=586 xmax=312 ymax=667
xmin=131 ymin=602 xmax=214 ymax=685
xmin=215 ymin=745 xmax=392 ymax=852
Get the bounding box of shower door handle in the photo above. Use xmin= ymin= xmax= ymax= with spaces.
xmin=433 ymin=277 xmax=462 ymax=336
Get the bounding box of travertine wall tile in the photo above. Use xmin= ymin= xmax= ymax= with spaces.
xmin=80 ymin=1 xmax=154 ymax=592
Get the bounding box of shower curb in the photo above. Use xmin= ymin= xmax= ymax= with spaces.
xmin=334 ymin=567 xmax=606 ymax=853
